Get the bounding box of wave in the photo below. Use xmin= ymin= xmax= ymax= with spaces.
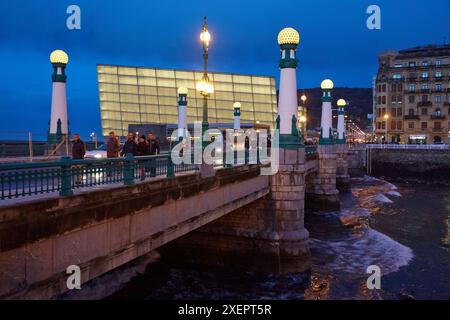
xmin=310 ymin=228 xmax=414 ymax=279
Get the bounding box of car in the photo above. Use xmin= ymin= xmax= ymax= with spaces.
xmin=84 ymin=144 xmax=108 ymax=159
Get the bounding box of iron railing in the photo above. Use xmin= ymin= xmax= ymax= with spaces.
xmin=0 ymin=145 xmax=317 ymax=201
xmin=0 ymin=154 xmax=198 ymax=200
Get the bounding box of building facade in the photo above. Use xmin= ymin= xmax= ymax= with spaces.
xmin=374 ymin=45 xmax=450 ymax=144
xmin=97 ymin=65 xmax=278 ymax=138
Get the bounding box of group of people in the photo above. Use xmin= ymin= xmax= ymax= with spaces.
xmin=116 ymin=132 xmax=160 ymax=157
xmin=71 ymin=131 xmax=160 ymax=161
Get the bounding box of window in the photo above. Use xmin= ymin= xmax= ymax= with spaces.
xmin=436 ymin=84 xmax=442 ymax=92
xmin=421 ymin=122 xmax=427 ymax=129
xmin=394 ymin=63 xmax=403 ymax=68
xmin=382 ymin=96 xmax=386 ymax=104
xmin=397 ymin=121 xmax=402 ymax=130
xmin=421 ymin=84 xmax=429 ymax=90
xmin=409 ymin=95 xmax=415 ymax=103
xmin=421 ymin=72 xmax=428 ymax=78
xmin=436 ymin=71 xmax=442 ymax=78
xmin=382 ymin=122 xmax=386 ymax=130
xmin=435 ymin=96 xmax=441 ymax=103
xmin=435 ymin=109 xmax=441 ymax=116
xmin=448 ymin=108 xmax=450 ymax=115
xmin=382 ymin=84 xmax=386 ymax=92
xmin=422 ymin=61 xmax=428 ymax=67
xmin=393 ymin=74 xmax=402 ymax=80
xmin=408 ymin=122 xmax=414 ymax=129
xmin=397 ymin=107 xmax=403 ymax=116
xmin=398 ymin=95 xmax=403 ymax=103
xmin=409 ymin=61 xmax=416 ymax=68
xmin=391 ymin=95 xmax=397 ymax=103
xmin=421 ymin=108 xmax=428 ymax=116
xmin=436 ymin=60 xmax=441 ymax=66
xmin=391 ymin=120 xmax=396 ymax=130
xmin=408 ymin=108 xmax=414 ymax=116
xmin=408 ymin=84 xmax=416 ymax=92
xmin=422 ymin=95 xmax=428 ymax=102
xmin=391 ymin=84 xmax=397 ymax=92
xmin=391 ymin=108 xmax=397 ymax=117
xmin=434 ymin=122 xmax=441 ymax=129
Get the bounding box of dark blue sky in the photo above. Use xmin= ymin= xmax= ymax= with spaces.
xmin=1 ymin=0 xmax=449 ymax=140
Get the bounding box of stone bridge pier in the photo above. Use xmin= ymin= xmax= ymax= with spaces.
xmin=163 ymin=147 xmax=311 ymax=274
xmin=305 ymin=145 xmax=340 ymax=212
xmin=336 ymin=144 xmax=350 ymax=192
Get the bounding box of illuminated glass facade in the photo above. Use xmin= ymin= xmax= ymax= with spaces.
xmin=97 ymin=65 xmax=278 ymax=137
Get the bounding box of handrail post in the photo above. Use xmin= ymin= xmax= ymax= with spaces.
xmin=60 ymin=156 xmax=73 ymax=197
xmin=124 ymin=153 xmax=135 ymax=185
xmin=167 ymin=155 xmax=175 ymax=178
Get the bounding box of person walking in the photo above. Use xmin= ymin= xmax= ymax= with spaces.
xmin=137 ymin=135 xmax=149 ymax=180
xmin=107 ymin=131 xmax=120 ymax=158
xmin=121 ymin=133 xmax=138 ymax=156
xmin=147 ymin=132 xmax=160 ymax=177
xmin=72 ymin=133 xmax=86 ymax=185
xmin=148 ymin=132 xmax=160 ymax=155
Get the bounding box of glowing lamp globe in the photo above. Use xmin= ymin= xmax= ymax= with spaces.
xmin=196 ymin=79 xmax=214 ymax=95
xmin=277 ymin=27 xmax=300 ymax=45
xmin=50 ymin=50 xmax=69 ymax=65
xmin=233 ymin=102 xmax=241 ymax=109
xmin=337 ymin=99 xmax=346 ymax=107
xmin=200 ymin=30 xmax=211 ymax=46
xmin=178 ymin=87 xmax=188 ymax=95
xmin=321 ymin=79 xmax=334 ymax=90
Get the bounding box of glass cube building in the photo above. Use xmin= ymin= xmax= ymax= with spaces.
xmin=97 ymin=65 xmax=278 ymax=138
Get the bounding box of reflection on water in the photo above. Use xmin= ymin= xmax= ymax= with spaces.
xmin=108 ymin=176 xmax=450 ymax=300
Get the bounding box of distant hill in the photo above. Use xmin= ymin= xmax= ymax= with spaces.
xmin=296 ymin=88 xmax=373 ymax=130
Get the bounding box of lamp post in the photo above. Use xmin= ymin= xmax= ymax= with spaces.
xmin=319 ymin=79 xmax=334 ymax=144
xmin=336 ymin=99 xmax=346 ymax=144
xmin=383 ymin=113 xmax=389 ymax=143
xmin=196 ymin=17 xmax=214 ymax=149
xmin=300 ymin=94 xmax=307 ymax=139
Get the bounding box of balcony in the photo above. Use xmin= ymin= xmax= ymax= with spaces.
xmin=432 ymin=127 xmax=444 ymax=132
xmin=404 ymin=115 xmax=419 ymax=120
xmin=420 ymin=89 xmax=430 ymax=93
xmin=430 ymin=115 xmax=446 ymax=120
xmin=417 ymin=101 xmax=432 ymax=107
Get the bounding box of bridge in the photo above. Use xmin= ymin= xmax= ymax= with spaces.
xmin=0 ymin=143 xmax=356 ymax=299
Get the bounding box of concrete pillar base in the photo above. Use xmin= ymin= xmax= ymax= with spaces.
xmin=306 ymin=192 xmax=340 ymax=212
xmin=336 ymin=175 xmax=351 ymax=192
xmin=161 ymin=228 xmax=311 ymax=275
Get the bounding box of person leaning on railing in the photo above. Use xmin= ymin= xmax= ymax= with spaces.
xmin=72 ymin=133 xmax=86 ymax=185
xmin=107 ymin=131 xmax=120 ymax=158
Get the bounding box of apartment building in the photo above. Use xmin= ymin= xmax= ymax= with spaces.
xmin=374 ymin=45 xmax=450 ymax=144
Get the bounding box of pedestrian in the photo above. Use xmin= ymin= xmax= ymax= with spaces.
xmin=137 ymin=135 xmax=149 ymax=180
xmin=147 ymin=132 xmax=160 ymax=177
xmin=121 ymin=132 xmax=138 ymax=156
xmin=148 ymin=132 xmax=160 ymax=155
xmin=107 ymin=131 xmax=120 ymax=158
xmin=72 ymin=133 xmax=86 ymax=185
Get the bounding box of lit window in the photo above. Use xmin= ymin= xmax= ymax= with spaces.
xmin=421 ymin=72 xmax=428 ymax=78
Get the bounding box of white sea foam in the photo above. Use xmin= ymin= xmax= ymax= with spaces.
xmin=310 ymin=228 xmax=414 ymax=279
xmin=386 ymin=190 xmax=402 ymax=197
xmin=371 ymin=194 xmax=394 ymax=204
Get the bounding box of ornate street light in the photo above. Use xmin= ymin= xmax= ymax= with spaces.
xmin=196 ymin=16 xmax=214 ymax=144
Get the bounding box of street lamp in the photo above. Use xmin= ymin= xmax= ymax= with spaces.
xmin=196 ymin=16 xmax=214 ymax=147
xmin=299 ymin=115 xmax=307 ymax=140
xmin=383 ymin=114 xmax=389 ymax=143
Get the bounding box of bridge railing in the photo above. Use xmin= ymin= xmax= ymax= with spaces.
xmin=0 ymin=154 xmax=198 ymax=200
xmin=305 ymin=145 xmax=317 ymax=155
xmin=366 ymin=144 xmax=450 ymax=150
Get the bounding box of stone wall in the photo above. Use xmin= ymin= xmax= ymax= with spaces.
xmin=370 ymin=149 xmax=450 ymax=180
